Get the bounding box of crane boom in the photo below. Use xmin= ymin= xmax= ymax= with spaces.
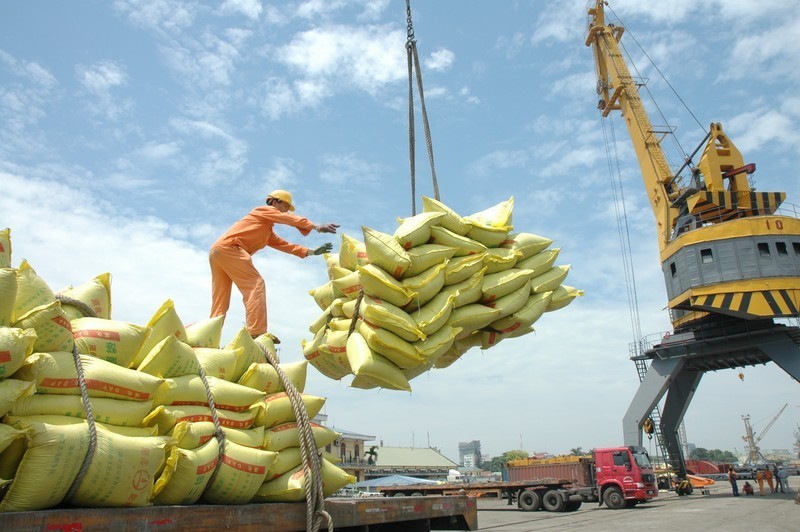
xmin=586 ymin=0 xmax=800 ymax=330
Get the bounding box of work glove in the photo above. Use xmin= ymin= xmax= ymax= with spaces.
xmin=316 ymin=223 xmax=340 ymax=234
xmin=312 ymin=243 xmax=333 ymax=256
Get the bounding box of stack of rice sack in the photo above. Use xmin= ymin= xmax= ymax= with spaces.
xmin=0 ymin=228 xmax=353 ymax=512
xmin=304 ymin=197 xmax=583 ymax=391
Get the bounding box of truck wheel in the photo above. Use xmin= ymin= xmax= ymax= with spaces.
xmin=541 ymin=490 xmax=565 ymax=512
xmin=392 ymin=493 xmax=406 ymax=497
xmin=564 ymin=500 xmax=582 ymax=512
xmin=411 ymin=492 xmax=423 ymax=497
xmin=603 ymin=487 xmax=625 ymax=510
xmin=518 ymin=490 xmax=540 ymax=511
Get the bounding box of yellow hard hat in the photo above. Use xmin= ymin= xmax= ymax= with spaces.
xmin=266 ymin=189 xmax=295 ymax=211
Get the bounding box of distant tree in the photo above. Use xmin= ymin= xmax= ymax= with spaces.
xmin=689 ymin=448 xmax=737 ymax=463
xmin=570 ymin=447 xmax=584 ymax=456
xmin=481 ymin=450 xmax=529 ymax=472
xmin=364 ymin=446 xmax=378 ymax=465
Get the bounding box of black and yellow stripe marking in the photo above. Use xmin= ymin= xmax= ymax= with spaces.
xmin=685 ymin=191 xmax=786 ymax=222
xmin=691 ymin=289 xmax=800 ymax=319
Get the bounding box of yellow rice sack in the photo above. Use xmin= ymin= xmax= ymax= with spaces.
xmin=319 ymin=328 xmax=350 ymax=368
xmin=402 ymin=261 xmax=447 ymax=309
xmin=253 ymin=459 xmax=355 ymax=502
xmin=0 ymin=326 xmax=37 ymax=378
xmin=15 ymin=351 xmax=166 ymax=401
xmin=238 ymin=360 xmax=307 ymax=395
xmin=331 ymin=269 xmax=362 ymax=300
xmin=483 ymin=247 xmax=521 ymax=274
xmin=71 ymin=317 xmax=151 ymax=368
xmin=329 ymin=265 xmax=353 ymax=281
xmin=257 ymin=392 xmax=326 ymax=428
xmin=132 ymin=299 xmax=188 ymax=368
xmin=394 ymin=212 xmax=445 ymax=250
xmin=434 ymin=332 xmax=483 ymax=369
xmin=339 ymin=233 xmax=369 ymax=271
xmin=324 ymin=252 xmax=340 ymax=279
xmin=405 ymin=244 xmax=456 ymax=278
xmin=266 ymin=447 xmax=303 ymax=480
xmin=169 ymin=420 xmax=216 ymax=449
xmin=65 ymin=426 xmax=167 ymax=508
xmin=358 ymin=264 xmax=414 ymax=308
xmin=303 ymin=329 xmax=351 ymax=381
xmin=310 ymin=280 xmax=337 ymax=311
xmin=309 ymin=304 xmax=335 ymax=335
xmin=0 ymin=268 xmax=16 ymax=327
xmin=413 ymin=325 xmax=461 ymax=361
xmin=4 ymin=414 xmax=158 ymax=437
xmin=483 ymin=281 xmax=532 ymax=320
xmin=500 ymin=232 xmax=553 ymax=260
xmin=225 ymin=328 xmax=272 ymax=378
xmin=409 ymin=292 xmax=457 ymax=336
xmin=10 ymin=395 xmax=154 ymax=426
xmin=357 ymin=320 xmax=423 ymax=369
xmin=421 ymin=196 xmax=469 ymax=235
xmin=480 ymin=325 xmax=534 ymax=349
xmin=530 ymin=264 xmax=570 ymax=294
xmin=490 ymin=291 xmax=553 ymax=333
xmin=465 ymin=223 xmax=510 ymax=248
xmin=546 ymin=285 xmax=584 ymax=311
xmin=195 ymin=346 xmax=245 ymax=382
xmin=0 ymin=228 xmax=10 ymax=268
xmin=444 ymin=253 xmax=487 ymax=286
xmin=481 ymin=268 xmax=534 ymax=303
xmin=224 ymin=425 xmax=265 ymax=448
xmin=346 ymin=331 xmax=411 ymax=391
xmin=0 ymin=378 xmax=36 ymax=417
xmin=359 ymin=295 xmax=425 ymax=342
xmin=13 ymin=260 xmax=55 ymax=323
xmin=154 ymin=374 xmax=265 ymax=412
xmin=516 ymin=247 xmax=560 ymax=277
xmin=13 ymin=301 xmax=74 ymax=353
xmin=363 ymin=227 xmax=411 ymax=280
xmin=0 ymin=422 xmax=25 ymax=462
xmin=439 ymin=269 xmax=486 ymax=307
xmin=57 ymin=273 xmax=112 ymax=321
xmin=202 ymin=440 xmax=276 ymax=504
xmin=185 ymin=314 xmax=225 ymax=348
xmin=447 ymin=304 xmax=501 ymax=335
xmin=0 ymin=422 xmax=89 ymax=512
xmin=262 ymin=421 xmax=339 ymax=452
xmin=144 ymin=404 xmax=260 ymax=435
xmin=429 ymin=225 xmax=487 ymax=256
xmin=153 ymin=438 xmax=219 ymax=505
xmin=465 ymin=197 xmax=514 ymax=228
xmin=137 ymin=335 xmax=201 ymax=378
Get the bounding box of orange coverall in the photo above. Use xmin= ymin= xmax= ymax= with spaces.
xmin=210 ymin=205 xmax=315 ymax=336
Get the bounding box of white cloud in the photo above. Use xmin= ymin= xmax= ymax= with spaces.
xmin=319 ymin=153 xmax=382 ymax=187
xmin=220 ymin=0 xmax=262 ymax=20
xmin=114 ymin=0 xmax=196 ymax=35
xmin=169 ymin=118 xmax=248 ymax=183
xmin=424 ymin=48 xmax=454 ymax=72
xmin=470 ymin=150 xmax=529 ymax=177
xmin=75 ymin=61 xmax=131 ymax=120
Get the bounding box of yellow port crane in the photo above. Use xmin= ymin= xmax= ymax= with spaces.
xmin=586 ymin=1 xmax=800 ymax=478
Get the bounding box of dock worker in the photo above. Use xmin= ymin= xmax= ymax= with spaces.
xmin=728 ymin=467 xmax=739 ymax=496
xmin=210 ymin=190 xmax=338 ymax=342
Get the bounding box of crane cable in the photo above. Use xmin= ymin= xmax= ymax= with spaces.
xmin=406 ymin=0 xmax=440 ymax=216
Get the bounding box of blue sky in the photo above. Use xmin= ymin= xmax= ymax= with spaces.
xmin=2 ymin=0 xmax=799 ymax=462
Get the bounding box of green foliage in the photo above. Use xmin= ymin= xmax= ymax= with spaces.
xmin=481 ymin=450 xmax=529 ymax=472
xmin=689 ymin=447 xmax=738 ymax=463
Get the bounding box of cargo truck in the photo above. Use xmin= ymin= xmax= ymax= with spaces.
xmin=378 ymin=446 xmax=657 ymax=512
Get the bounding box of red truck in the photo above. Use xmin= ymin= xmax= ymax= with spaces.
xmin=505 ymin=446 xmax=658 ymax=510
xmin=378 ymin=446 xmax=657 ymax=512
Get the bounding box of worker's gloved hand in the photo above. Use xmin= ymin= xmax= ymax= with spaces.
xmin=312 ymin=243 xmax=333 ymax=256
xmin=316 ymin=223 xmax=339 ymax=234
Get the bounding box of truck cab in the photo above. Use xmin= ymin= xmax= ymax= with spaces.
xmin=594 ymin=446 xmax=657 ymax=508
